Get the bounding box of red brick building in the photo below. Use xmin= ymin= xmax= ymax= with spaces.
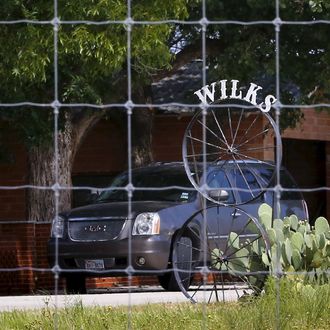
xmin=0 ymin=109 xmax=329 ymax=294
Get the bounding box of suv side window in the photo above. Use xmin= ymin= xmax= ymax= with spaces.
xmin=257 ymin=167 xmax=273 ymax=187
xmin=230 ymin=167 xmax=262 ymax=203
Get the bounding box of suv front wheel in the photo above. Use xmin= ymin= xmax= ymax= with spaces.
xmin=157 ymin=272 xmax=181 ymax=291
xmin=158 ymin=235 xmax=193 ymax=291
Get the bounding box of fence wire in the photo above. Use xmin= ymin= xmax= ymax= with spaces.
xmin=0 ymin=0 xmax=330 ymax=329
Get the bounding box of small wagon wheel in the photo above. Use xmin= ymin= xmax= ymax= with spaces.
xmin=172 ymin=207 xmax=270 ymax=303
xmin=182 ymin=101 xmax=282 ymax=206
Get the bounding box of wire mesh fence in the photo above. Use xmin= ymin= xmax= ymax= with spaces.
xmin=0 ymin=0 xmax=330 ymax=329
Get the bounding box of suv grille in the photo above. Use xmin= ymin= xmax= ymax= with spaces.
xmin=68 ymin=217 xmax=126 ymax=241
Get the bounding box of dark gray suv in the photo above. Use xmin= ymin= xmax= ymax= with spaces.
xmin=48 ymin=161 xmax=308 ymax=293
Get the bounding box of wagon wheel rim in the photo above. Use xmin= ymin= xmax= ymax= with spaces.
xmin=172 ymin=207 xmax=271 ymax=303
xmin=182 ymin=104 xmax=282 ymax=206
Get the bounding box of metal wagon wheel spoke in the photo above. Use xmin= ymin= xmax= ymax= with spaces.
xmin=172 ymin=208 xmax=270 ymax=303
xmin=182 ymin=104 xmax=282 ymax=206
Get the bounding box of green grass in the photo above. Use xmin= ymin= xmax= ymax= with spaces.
xmin=1 ymin=280 xmax=330 ymax=330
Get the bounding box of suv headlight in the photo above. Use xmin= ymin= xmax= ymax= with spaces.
xmin=132 ymin=213 xmax=160 ymax=235
xmin=51 ymin=216 xmax=65 ymax=238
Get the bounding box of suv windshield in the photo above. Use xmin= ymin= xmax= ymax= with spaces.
xmin=96 ymin=168 xmax=196 ymax=203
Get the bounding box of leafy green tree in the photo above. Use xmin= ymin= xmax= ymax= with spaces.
xmin=0 ymin=0 xmax=329 ymax=222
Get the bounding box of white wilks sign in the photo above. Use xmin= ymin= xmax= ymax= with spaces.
xmin=194 ymin=79 xmax=277 ymax=113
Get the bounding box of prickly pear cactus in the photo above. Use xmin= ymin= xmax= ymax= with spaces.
xmin=211 ymin=204 xmax=330 ymax=294
xmin=257 ymin=203 xmax=330 ymax=284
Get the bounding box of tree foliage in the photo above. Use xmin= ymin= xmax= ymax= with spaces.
xmin=0 ymin=0 xmax=189 ymax=148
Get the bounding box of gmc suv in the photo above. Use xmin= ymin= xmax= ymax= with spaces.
xmin=48 ymin=161 xmax=308 ymax=293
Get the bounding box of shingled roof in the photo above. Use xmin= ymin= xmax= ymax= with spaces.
xmin=151 ymin=60 xmax=204 ymax=113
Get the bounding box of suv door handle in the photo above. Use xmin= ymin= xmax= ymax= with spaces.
xmin=231 ymin=211 xmax=242 ymax=217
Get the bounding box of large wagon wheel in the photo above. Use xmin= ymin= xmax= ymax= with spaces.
xmin=182 ymin=102 xmax=282 ymax=206
xmin=172 ymin=207 xmax=270 ymax=303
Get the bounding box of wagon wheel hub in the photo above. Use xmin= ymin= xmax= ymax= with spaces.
xmin=217 ymin=255 xmax=228 ymax=262
xmin=226 ymin=146 xmax=237 ymax=155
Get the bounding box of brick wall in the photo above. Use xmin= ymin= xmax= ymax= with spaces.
xmin=283 ymin=109 xmax=330 ymax=142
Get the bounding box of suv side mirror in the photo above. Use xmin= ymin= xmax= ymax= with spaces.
xmin=207 ymin=189 xmax=229 ymax=201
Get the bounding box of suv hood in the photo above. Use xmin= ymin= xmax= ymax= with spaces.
xmin=65 ymin=200 xmax=180 ymax=220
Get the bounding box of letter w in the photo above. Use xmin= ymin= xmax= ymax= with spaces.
xmin=194 ymin=82 xmax=216 ymax=104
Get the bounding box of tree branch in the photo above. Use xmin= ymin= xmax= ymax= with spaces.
xmin=71 ymin=110 xmax=106 ymax=161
